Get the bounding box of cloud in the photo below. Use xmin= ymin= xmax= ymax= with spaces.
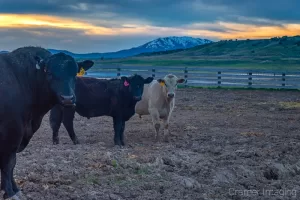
xmin=0 ymin=0 xmax=300 ymax=52
xmin=1 ymin=0 xmax=300 ymax=26
xmin=0 ymin=27 xmax=161 ymax=53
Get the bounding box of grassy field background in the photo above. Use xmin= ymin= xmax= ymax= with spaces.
xmin=87 ymin=36 xmax=300 ymax=71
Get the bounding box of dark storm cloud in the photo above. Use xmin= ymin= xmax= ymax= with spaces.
xmin=0 ymin=28 xmax=158 ymax=53
xmin=200 ymin=0 xmax=300 ymax=23
xmin=1 ymin=0 xmax=299 ymax=26
xmin=0 ymin=0 xmax=299 ymax=52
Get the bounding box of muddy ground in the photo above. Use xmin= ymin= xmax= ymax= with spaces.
xmin=5 ymin=88 xmax=300 ymax=200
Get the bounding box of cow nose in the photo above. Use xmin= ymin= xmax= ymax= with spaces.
xmin=60 ymin=95 xmax=75 ymax=106
xmin=167 ymin=93 xmax=175 ymax=98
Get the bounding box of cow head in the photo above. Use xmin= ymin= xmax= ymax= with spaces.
xmin=157 ymin=74 xmax=185 ymax=99
xmin=34 ymin=53 xmax=94 ymax=107
xmin=120 ymin=74 xmax=153 ymax=101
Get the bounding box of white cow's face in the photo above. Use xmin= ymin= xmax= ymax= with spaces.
xmin=157 ymin=74 xmax=185 ymax=99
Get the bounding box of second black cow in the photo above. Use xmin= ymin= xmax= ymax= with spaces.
xmin=49 ymin=74 xmax=153 ymax=146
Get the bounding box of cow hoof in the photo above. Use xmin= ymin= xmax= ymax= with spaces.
xmin=73 ymin=140 xmax=80 ymax=145
xmin=114 ymin=140 xmax=122 ymax=146
xmin=113 ymin=145 xmax=122 ymax=150
xmin=53 ymin=139 xmax=59 ymax=145
xmin=16 ymin=191 xmax=27 ymax=200
xmin=4 ymin=194 xmax=21 ymax=200
xmin=154 ymin=136 xmax=160 ymax=143
xmin=163 ymin=135 xmax=169 ymax=142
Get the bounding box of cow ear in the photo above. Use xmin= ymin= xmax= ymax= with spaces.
xmin=34 ymin=56 xmax=46 ymax=71
xmin=157 ymin=79 xmax=165 ymax=83
xmin=120 ymin=76 xmax=128 ymax=82
xmin=121 ymin=76 xmax=130 ymax=87
xmin=177 ymin=78 xmax=185 ymax=84
xmin=144 ymin=77 xmax=154 ymax=84
xmin=77 ymin=60 xmax=94 ymax=72
xmin=157 ymin=79 xmax=166 ymax=86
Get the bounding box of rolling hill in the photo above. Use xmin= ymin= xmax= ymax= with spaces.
xmin=1 ymin=36 xmax=212 ymax=59
xmin=97 ymin=36 xmax=300 ymax=70
xmin=48 ymin=36 xmax=212 ymax=59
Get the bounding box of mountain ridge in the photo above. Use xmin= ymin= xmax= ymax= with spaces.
xmin=0 ymin=36 xmax=212 ymax=58
xmin=96 ymin=35 xmax=300 ymax=70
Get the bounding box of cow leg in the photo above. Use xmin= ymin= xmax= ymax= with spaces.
xmin=120 ymin=120 xmax=126 ymax=146
xmin=62 ymin=107 xmax=79 ymax=145
xmin=148 ymin=108 xmax=160 ymax=142
xmin=49 ymin=105 xmax=63 ymax=145
xmin=113 ymin=117 xmax=122 ymax=146
xmin=10 ymin=161 xmax=19 ymax=195
xmin=162 ymin=117 xmax=170 ymax=142
xmin=1 ymin=153 xmax=20 ymax=200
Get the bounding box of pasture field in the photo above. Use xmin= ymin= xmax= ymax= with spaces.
xmin=95 ymin=58 xmax=300 ymax=71
xmin=9 ymin=88 xmax=300 ymax=200
xmin=91 ymin=36 xmax=300 ymax=71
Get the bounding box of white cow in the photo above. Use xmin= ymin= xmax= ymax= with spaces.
xmin=135 ymin=74 xmax=185 ymax=142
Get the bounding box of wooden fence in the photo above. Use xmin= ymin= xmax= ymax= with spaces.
xmin=84 ymin=65 xmax=300 ymax=89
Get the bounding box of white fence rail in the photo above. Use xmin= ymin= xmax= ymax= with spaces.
xmin=84 ymin=66 xmax=300 ymax=89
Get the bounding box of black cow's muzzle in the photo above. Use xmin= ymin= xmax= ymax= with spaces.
xmin=59 ymin=95 xmax=76 ymax=107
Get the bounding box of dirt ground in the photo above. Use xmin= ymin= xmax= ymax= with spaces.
xmin=6 ymin=88 xmax=300 ymax=200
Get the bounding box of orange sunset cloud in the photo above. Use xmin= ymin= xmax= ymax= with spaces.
xmin=1 ymin=14 xmax=300 ymax=40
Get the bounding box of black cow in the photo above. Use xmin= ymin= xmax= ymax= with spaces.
xmin=0 ymin=47 xmax=94 ymax=199
xmin=49 ymin=74 xmax=153 ymax=146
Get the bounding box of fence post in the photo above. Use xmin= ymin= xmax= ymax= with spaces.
xmin=217 ymin=71 xmax=221 ymax=88
xmin=184 ymin=67 xmax=188 ymax=87
xmin=282 ymin=73 xmax=286 ymax=87
xmin=152 ymin=68 xmax=155 ymax=79
xmin=117 ymin=67 xmax=121 ymax=78
xmin=248 ymin=72 xmax=252 ymax=88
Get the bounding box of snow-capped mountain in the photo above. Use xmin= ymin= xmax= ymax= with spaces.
xmin=141 ymin=36 xmax=212 ymax=51
xmin=2 ymin=36 xmax=212 ymax=59
xmin=96 ymin=36 xmax=213 ymax=58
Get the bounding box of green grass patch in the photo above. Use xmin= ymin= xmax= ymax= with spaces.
xmin=97 ymin=59 xmax=300 ymax=70
xmin=178 ymin=85 xmax=300 ymax=92
xmin=278 ymin=102 xmax=300 ymax=109
xmin=92 ymin=36 xmax=300 ymax=71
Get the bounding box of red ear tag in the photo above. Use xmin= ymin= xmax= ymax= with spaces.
xmin=124 ymin=80 xmax=130 ymax=87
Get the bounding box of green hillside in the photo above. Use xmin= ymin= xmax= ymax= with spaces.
xmin=95 ymin=36 xmax=300 ymax=70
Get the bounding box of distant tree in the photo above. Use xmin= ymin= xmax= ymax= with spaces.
xmin=271 ymin=37 xmax=279 ymax=41
xmin=281 ymin=36 xmax=288 ymax=42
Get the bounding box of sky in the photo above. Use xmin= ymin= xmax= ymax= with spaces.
xmin=1 ymin=0 xmax=300 ymax=53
